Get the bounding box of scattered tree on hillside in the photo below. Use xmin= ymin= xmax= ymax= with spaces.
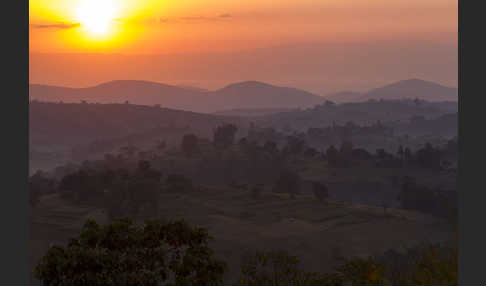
xmin=213 ymin=124 xmax=238 ymax=149
xmin=312 ymin=182 xmax=329 ymax=203
xmin=57 ymin=161 xmax=162 ymax=219
xmin=273 ymin=170 xmax=302 ymax=199
xmin=396 ymin=176 xmax=456 ymax=218
xmin=397 ymin=145 xmax=404 ymax=161
xmin=304 ymin=147 xmax=319 ymax=157
xmin=404 ymin=147 xmax=413 ymax=164
xmin=416 ymin=142 xmax=442 ymax=170
xmin=339 ymin=141 xmax=354 ymax=167
xmin=285 ymin=135 xmax=306 ymax=155
xmin=181 ymin=133 xmax=200 ymax=158
xmin=326 ymin=145 xmax=340 ymax=167
xmin=263 ymin=141 xmax=278 ymax=154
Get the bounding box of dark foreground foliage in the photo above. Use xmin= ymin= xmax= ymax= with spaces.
xmin=35 ymin=218 xmax=457 ymax=286
xmin=235 ymin=245 xmax=457 ymax=286
xmin=35 ymin=219 xmax=227 ymax=286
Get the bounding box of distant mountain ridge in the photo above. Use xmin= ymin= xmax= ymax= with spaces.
xmin=30 ymin=80 xmax=326 ymax=113
xmin=324 ymin=79 xmax=458 ymax=103
xmin=359 ymin=79 xmax=458 ymax=102
xmin=30 ymin=78 xmax=457 ymax=114
xmin=324 ymin=91 xmax=363 ymax=103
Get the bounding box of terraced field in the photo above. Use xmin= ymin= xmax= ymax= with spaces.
xmin=30 ymin=189 xmax=453 ymax=285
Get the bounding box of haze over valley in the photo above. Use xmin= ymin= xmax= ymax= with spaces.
xmin=29 ymin=0 xmax=457 ymax=284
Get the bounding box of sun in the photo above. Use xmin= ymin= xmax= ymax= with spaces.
xmin=76 ymin=0 xmax=117 ymax=36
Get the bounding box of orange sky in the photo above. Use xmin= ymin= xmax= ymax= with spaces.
xmin=30 ymin=0 xmax=457 ymax=54
xmin=29 ymin=0 xmax=458 ymax=93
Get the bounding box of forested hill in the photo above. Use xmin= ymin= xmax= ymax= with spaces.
xmin=256 ymin=99 xmax=457 ymax=131
xmin=29 ymin=101 xmax=248 ymax=147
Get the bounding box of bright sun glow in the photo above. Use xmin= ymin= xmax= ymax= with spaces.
xmin=76 ymin=0 xmax=117 ymax=36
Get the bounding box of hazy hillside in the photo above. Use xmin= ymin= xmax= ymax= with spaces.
xmin=213 ymin=107 xmax=297 ymax=117
xmin=393 ymin=113 xmax=458 ymax=138
xmin=30 ymin=101 xmax=248 ymax=146
xmin=323 ymin=79 xmax=458 ymax=103
xmin=29 ymin=80 xmax=327 ymax=113
xmin=257 ymin=99 xmax=458 ymax=131
xmin=359 ymin=79 xmax=458 ymax=102
xmin=324 ymin=91 xmax=363 ymax=103
xmin=209 ymin=81 xmax=325 ymax=111
xmin=30 ymin=80 xmax=203 ymax=110
xmin=29 ymin=101 xmax=250 ymax=173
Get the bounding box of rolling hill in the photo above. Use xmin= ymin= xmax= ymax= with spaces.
xmin=324 ymin=91 xmax=363 ymax=103
xmin=29 ymin=101 xmax=250 ymax=173
xmin=359 ymin=79 xmax=458 ymax=102
xmin=29 ymin=101 xmax=248 ymax=147
xmin=323 ymin=79 xmax=458 ymax=103
xmin=29 ymin=80 xmax=327 ymax=113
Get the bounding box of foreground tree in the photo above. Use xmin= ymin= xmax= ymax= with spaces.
xmin=35 ymin=218 xmax=227 ymax=286
xmin=236 ymin=250 xmax=319 ymax=286
xmin=235 ymin=244 xmax=457 ymax=286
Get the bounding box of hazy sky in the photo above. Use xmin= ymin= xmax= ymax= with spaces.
xmin=29 ymin=0 xmax=458 ymax=94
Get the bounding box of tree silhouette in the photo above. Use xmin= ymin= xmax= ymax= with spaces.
xmin=312 ymin=182 xmax=329 ymax=203
xmin=416 ymin=142 xmax=442 ymax=169
xmin=285 ymin=135 xmax=305 ymax=155
xmin=273 ymin=170 xmax=301 ymax=199
xmin=326 ymin=145 xmax=340 ymax=167
xmin=263 ymin=141 xmax=278 ymax=154
xmin=213 ymin=124 xmax=238 ymax=149
xmin=181 ymin=134 xmax=199 ymax=158
xmin=397 ymin=145 xmax=404 ymax=161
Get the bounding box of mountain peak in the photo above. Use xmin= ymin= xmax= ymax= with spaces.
xmin=222 ymin=81 xmax=275 ymax=90
xmin=93 ymin=80 xmax=175 ymax=89
xmin=360 ymin=78 xmax=458 ymax=102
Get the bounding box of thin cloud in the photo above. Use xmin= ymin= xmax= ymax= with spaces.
xmin=106 ymin=14 xmax=234 ymax=26
xmin=179 ymin=16 xmax=209 ymax=21
xmin=32 ymin=22 xmax=81 ymax=29
xmin=153 ymin=13 xmax=234 ymax=24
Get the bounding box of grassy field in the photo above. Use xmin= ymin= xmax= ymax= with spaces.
xmin=30 ymin=188 xmax=453 ymax=285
